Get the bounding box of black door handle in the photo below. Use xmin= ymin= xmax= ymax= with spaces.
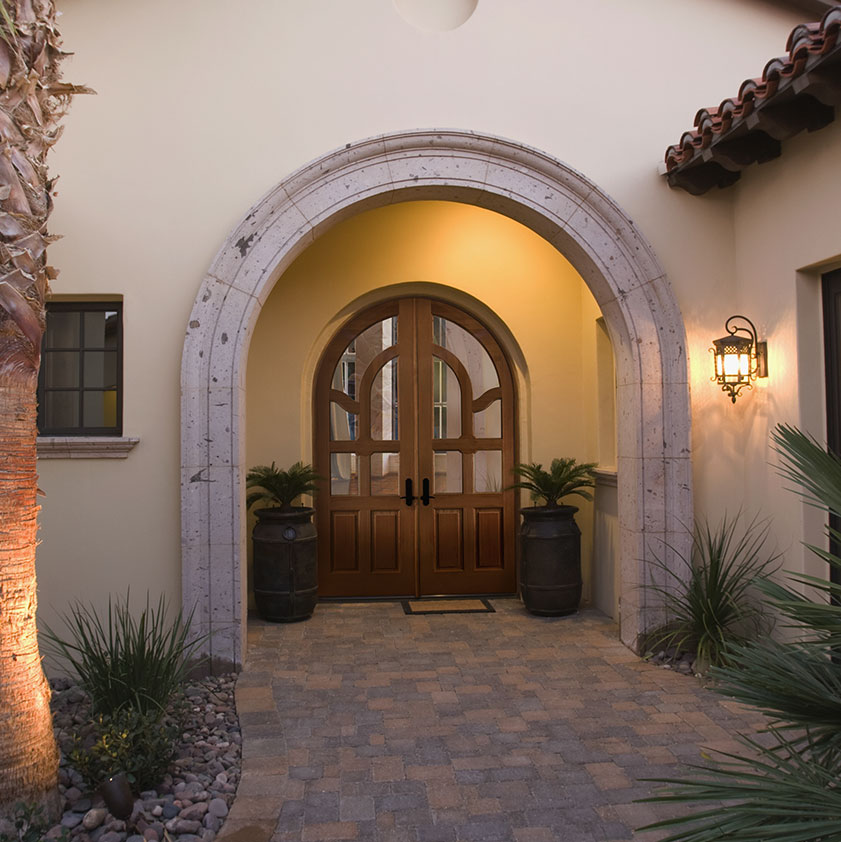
xmin=421 ymin=478 xmax=435 ymax=506
xmin=399 ymin=477 xmax=415 ymax=506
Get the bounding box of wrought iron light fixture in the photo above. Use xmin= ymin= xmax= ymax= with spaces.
xmin=711 ymin=315 xmax=768 ymax=403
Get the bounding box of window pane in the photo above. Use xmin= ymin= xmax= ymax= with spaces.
xmin=331 ymin=453 xmax=359 ymax=495
xmin=371 ymin=453 xmax=399 ymax=495
xmin=432 ymin=316 xmax=498 ymax=397
xmin=371 ymin=359 xmax=398 ymax=441
xmin=44 ymin=391 xmax=79 ymax=429
xmin=474 ymin=451 xmax=502 ymax=493
xmin=84 ymin=351 xmax=118 ymax=389
xmin=44 ymin=351 xmax=79 ymax=388
xmin=433 ymin=451 xmax=462 ymax=493
xmin=432 ymin=357 xmax=461 ymax=439
xmin=473 ymin=400 xmax=501 ymax=438
xmin=330 ymin=402 xmax=358 ymax=441
xmin=83 ymin=390 xmax=117 ymax=428
xmin=45 ymin=311 xmax=80 ymax=349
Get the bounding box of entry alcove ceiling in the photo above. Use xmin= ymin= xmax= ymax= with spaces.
xmin=665 ymin=6 xmax=841 ymax=194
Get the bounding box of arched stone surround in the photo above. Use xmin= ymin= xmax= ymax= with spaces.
xmin=181 ymin=130 xmax=692 ymax=671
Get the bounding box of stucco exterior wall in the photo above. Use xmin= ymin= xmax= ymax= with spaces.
xmin=34 ymin=0 xmax=814 ymax=640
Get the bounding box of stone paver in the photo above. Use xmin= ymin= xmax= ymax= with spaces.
xmin=218 ymin=602 xmax=764 ymax=842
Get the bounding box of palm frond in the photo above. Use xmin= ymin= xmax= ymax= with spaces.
xmin=245 ymin=461 xmax=321 ymax=510
xmin=508 ymin=458 xmax=597 ymax=506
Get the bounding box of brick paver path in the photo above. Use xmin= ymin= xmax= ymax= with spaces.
xmin=218 ymin=602 xmax=763 ymax=842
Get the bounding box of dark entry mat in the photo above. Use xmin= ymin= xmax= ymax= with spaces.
xmin=401 ymin=598 xmax=495 ymax=615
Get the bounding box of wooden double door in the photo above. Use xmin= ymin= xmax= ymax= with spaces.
xmin=314 ymin=298 xmax=517 ymax=597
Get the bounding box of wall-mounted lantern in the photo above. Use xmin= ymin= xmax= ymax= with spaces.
xmin=711 ymin=315 xmax=768 ymax=403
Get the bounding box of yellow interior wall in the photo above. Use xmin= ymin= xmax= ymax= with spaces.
xmin=246 ymin=200 xmax=605 ymax=604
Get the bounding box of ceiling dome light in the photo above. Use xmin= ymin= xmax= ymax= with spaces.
xmin=393 ymin=0 xmax=478 ymax=32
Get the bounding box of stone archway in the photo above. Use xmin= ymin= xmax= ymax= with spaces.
xmin=181 ymin=129 xmax=691 ymax=672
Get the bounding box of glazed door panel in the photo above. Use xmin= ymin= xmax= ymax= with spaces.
xmin=315 ymin=298 xmax=516 ymax=596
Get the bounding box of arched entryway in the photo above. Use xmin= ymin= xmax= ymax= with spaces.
xmin=180 ymin=129 xmax=692 ymax=672
xmin=314 ymin=296 xmax=517 ymax=598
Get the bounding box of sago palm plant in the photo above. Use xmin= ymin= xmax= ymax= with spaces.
xmin=246 ymin=461 xmax=321 ymax=511
xmin=639 ymin=423 xmax=841 ymax=842
xmin=509 ymin=457 xmax=598 ymax=507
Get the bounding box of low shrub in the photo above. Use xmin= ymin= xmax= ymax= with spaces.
xmin=644 ymin=512 xmax=780 ymax=671
xmin=41 ymin=591 xmax=207 ymax=717
xmin=69 ymin=706 xmax=180 ymax=793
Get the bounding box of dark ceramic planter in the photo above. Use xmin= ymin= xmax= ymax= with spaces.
xmin=519 ymin=505 xmax=582 ymax=616
xmin=252 ymin=507 xmax=317 ymax=622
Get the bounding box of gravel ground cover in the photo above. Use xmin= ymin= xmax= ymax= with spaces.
xmin=13 ymin=675 xmax=243 ymax=842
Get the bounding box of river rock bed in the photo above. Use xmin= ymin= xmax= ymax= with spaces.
xmin=34 ymin=675 xmax=241 ymax=842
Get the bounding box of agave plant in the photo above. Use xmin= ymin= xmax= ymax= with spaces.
xmin=246 ymin=461 xmax=321 ymax=511
xmin=509 ymin=457 xmax=598 ymax=507
xmin=639 ymin=424 xmax=841 ymax=842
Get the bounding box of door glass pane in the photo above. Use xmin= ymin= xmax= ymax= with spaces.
xmin=44 ymin=391 xmax=79 ymax=429
xmin=432 ymin=316 xmax=499 ymax=397
xmin=474 ymin=450 xmax=502 ymax=493
xmin=44 ymin=352 xmax=79 ymax=388
xmin=371 ymin=453 xmax=400 ymax=495
xmin=45 ymin=311 xmax=80 ymax=349
xmin=432 ymin=357 xmax=461 ymax=439
xmin=330 ymin=402 xmax=358 ymax=441
xmin=473 ymin=400 xmax=501 ymax=438
xmin=331 ymin=453 xmax=359 ymax=495
xmin=331 ymin=316 xmax=397 ymax=398
xmin=433 ymin=451 xmax=463 ymax=493
xmin=371 ymin=359 xmax=398 ymax=440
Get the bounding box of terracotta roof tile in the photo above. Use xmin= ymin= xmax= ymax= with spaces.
xmin=665 ymin=6 xmax=841 ymax=194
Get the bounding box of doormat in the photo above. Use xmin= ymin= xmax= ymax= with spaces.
xmin=401 ymin=598 xmax=495 ymax=615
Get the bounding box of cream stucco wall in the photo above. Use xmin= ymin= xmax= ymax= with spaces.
xmin=34 ymin=0 xmax=819 ymax=636
xmin=245 ymin=200 xmax=605 ymax=606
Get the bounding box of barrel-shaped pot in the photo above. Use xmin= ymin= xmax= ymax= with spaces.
xmin=519 ymin=505 xmax=582 ymax=616
xmin=252 ymin=507 xmax=317 ymax=622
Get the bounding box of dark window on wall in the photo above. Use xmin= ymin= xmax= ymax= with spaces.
xmin=822 ymin=269 xmax=841 ymax=587
xmin=37 ymin=302 xmax=123 ymax=436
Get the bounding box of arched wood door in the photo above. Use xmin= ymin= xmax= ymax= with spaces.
xmin=314 ymin=298 xmax=517 ymax=597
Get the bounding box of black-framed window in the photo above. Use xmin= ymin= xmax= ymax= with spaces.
xmin=822 ymin=269 xmax=841 ymax=588
xmin=37 ymin=301 xmax=123 ymax=436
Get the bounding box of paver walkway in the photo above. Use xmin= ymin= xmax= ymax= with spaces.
xmin=217 ymin=601 xmax=763 ymax=842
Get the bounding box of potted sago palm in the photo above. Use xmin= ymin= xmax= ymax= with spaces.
xmin=246 ymin=461 xmax=321 ymax=622
xmin=509 ymin=457 xmax=598 ymax=616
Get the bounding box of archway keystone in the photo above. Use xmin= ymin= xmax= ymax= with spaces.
xmin=180 ymin=129 xmax=692 ymax=671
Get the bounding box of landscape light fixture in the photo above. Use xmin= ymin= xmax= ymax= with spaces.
xmin=711 ymin=315 xmax=768 ymax=403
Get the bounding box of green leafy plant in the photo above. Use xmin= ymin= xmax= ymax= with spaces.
xmin=41 ymin=592 xmax=207 ymax=717
xmin=508 ymin=457 xmax=598 ymax=507
xmin=639 ymin=424 xmax=841 ymax=841
xmin=246 ymin=461 xmax=321 ymax=511
xmin=69 ymin=707 xmax=180 ymax=793
xmin=0 ymin=802 xmax=68 ymax=842
xmin=643 ymin=512 xmax=780 ymax=671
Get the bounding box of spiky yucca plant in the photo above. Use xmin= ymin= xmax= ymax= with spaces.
xmin=246 ymin=461 xmax=321 ymax=511
xmin=643 ymin=513 xmax=780 ymax=671
xmin=509 ymin=457 xmax=597 ymax=507
xmin=639 ymin=424 xmax=841 ymax=842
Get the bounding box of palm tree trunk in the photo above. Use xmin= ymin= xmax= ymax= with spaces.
xmin=0 ymin=0 xmax=89 ymax=817
xmin=0 ymin=375 xmax=59 ymax=816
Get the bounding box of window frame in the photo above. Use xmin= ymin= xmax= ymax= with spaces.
xmin=37 ymin=300 xmax=124 ymax=437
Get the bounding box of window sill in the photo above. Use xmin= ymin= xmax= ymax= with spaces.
xmin=37 ymin=436 xmax=139 ymax=459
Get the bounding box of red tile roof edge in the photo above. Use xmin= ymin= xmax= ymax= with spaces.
xmin=665 ymin=5 xmax=841 ymax=194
